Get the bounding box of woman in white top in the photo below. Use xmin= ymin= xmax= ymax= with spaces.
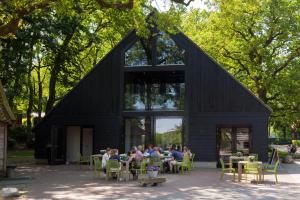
xmin=102 ymin=148 xmax=111 ymax=172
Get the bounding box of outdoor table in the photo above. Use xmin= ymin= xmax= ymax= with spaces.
xmin=238 ymin=161 xmax=263 ymax=182
xmin=230 ymin=156 xmax=247 ymax=162
xmin=120 ymin=160 xmax=130 ymax=181
xmin=90 ymin=154 xmax=102 ymax=168
xmin=230 ymin=156 xmax=247 ymax=168
xmin=138 ymin=174 xmax=166 ymax=186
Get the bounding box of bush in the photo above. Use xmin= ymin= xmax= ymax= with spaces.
xmin=278 ymin=151 xmax=289 ymax=159
xmin=292 ymin=140 xmax=300 ymax=147
xmin=9 ymin=126 xmax=28 ymax=144
xmin=7 ymin=137 xmax=16 ymax=149
xmin=26 ymin=137 xmax=35 ymax=149
xmin=273 ymin=138 xmax=292 ymax=145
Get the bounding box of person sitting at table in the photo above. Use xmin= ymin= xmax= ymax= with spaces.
xmin=152 ymin=147 xmax=162 ymax=157
xmin=135 ymin=145 xmax=144 ymax=163
xmin=144 ymin=144 xmax=154 ymax=156
xmin=169 ymin=145 xmax=183 ymax=173
xmin=102 ymin=147 xmax=111 ymax=173
xmin=109 ymin=149 xmax=120 ymax=162
xmin=183 ymin=146 xmax=192 ymax=159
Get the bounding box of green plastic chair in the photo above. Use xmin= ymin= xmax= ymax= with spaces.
xmin=219 ymin=158 xmax=236 ymax=180
xmin=93 ymin=156 xmax=102 ymax=177
xmin=190 ymin=153 xmax=195 ymax=170
xmin=175 ymin=155 xmax=191 ymax=174
xmin=149 ymin=156 xmax=164 ymax=174
xmin=263 ymin=160 xmax=280 ymax=184
xmin=76 ymin=153 xmax=89 ymax=168
xmin=106 ymin=159 xmax=121 ymax=181
xmin=131 ymin=159 xmax=147 ymax=179
xmin=244 ymin=161 xmax=260 ymax=183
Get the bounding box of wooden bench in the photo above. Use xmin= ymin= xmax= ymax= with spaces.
xmin=138 ymin=175 xmax=166 ymax=186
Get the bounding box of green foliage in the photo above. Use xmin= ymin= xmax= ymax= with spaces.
xmin=278 ymin=150 xmax=289 ymax=159
xmin=7 ymin=137 xmax=17 ymax=149
xmin=1 ymin=0 xmax=300 ymax=135
xmin=9 ymin=126 xmax=28 ymax=144
xmin=292 ymin=140 xmax=300 ymax=147
xmin=181 ymin=0 xmax=300 ymax=133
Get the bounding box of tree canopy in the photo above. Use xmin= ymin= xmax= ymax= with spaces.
xmin=182 ymin=0 xmax=300 ymax=133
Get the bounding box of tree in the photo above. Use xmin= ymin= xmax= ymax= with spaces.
xmin=0 ymin=0 xmax=193 ymax=37
xmin=182 ymin=0 xmax=300 ymax=132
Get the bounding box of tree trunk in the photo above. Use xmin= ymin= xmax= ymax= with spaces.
xmin=37 ymin=61 xmax=43 ymax=121
xmin=45 ymin=67 xmax=58 ymax=113
xmin=26 ymin=48 xmax=34 ymax=133
xmin=45 ymin=28 xmax=77 ymax=113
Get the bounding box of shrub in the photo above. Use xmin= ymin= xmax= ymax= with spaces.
xmin=292 ymin=140 xmax=300 ymax=147
xmin=9 ymin=126 xmax=28 ymax=144
xmin=7 ymin=137 xmax=16 ymax=149
xmin=278 ymin=151 xmax=289 ymax=159
xmin=273 ymin=138 xmax=292 ymax=145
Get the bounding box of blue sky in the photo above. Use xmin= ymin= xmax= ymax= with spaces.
xmin=156 ymin=117 xmax=182 ymax=133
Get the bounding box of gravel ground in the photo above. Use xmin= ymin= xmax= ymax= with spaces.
xmin=3 ymin=162 xmax=298 ymax=200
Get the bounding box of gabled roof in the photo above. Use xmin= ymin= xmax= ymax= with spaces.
xmin=0 ymin=81 xmax=16 ymax=124
xmin=173 ymin=32 xmax=272 ymax=114
xmin=34 ymin=28 xmax=272 ymax=131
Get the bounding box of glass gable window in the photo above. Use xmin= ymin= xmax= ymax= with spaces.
xmin=124 ymin=32 xmax=185 ymax=66
xmin=157 ymin=32 xmax=185 ymax=65
xmin=125 ymin=40 xmax=150 ymax=66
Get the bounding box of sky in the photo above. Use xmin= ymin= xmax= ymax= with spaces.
xmin=152 ymin=0 xmax=207 ymax=12
xmin=156 ymin=117 xmax=182 ymax=133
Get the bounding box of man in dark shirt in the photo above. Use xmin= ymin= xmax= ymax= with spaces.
xmin=169 ymin=145 xmax=183 ymax=172
xmin=171 ymin=150 xmax=183 ymax=162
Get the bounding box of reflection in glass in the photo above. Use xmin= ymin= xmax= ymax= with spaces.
xmin=155 ymin=117 xmax=183 ymax=149
xmin=125 ymin=118 xmax=147 ymax=153
xmin=157 ymin=32 xmax=185 ymax=65
xmin=124 ymin=82 xmax=185 ymax=111
xmin=151 ymin=83 xmax=185 ymax=110
xmin=218 ymin=128 xmax=232 ymax=157
xmin=124 ymin=84 xmax=147 ymax=110
xmin=125 ymin=39 xmax=151 ymax=66
xmin=236 ymin=128 xmax=250 ymax=155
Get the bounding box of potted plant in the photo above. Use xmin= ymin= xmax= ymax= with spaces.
xmin=147 ymin=166 xmax=159 ymax=178
xmin=248 ymin=155 xmax=255 ymax=162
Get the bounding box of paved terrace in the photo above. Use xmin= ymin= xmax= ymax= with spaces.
xmin=1 ymin=162 xmax=300 ymax=200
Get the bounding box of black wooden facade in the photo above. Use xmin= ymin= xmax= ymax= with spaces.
xmin=34 ymin=30 xmax=271 ymax=165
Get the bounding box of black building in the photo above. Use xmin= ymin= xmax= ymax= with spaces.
xmin=34 ymin=29 xmax=271 ymax=166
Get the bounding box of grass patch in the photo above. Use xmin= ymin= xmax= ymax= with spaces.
xmin=7 ymin=149 xmax=34 ymax=158
xmin=7 ymin=149 xmax=34 ymax=164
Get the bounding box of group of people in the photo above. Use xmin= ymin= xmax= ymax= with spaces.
xmin=101 ymin=144 xmax=193 ymax=176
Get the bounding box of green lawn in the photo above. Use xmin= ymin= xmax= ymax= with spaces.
xmin=7 ymin=149 xmax=34 ymax=164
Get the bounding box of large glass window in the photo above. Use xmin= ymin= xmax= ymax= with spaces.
xmin=217 ymin=127 xmax=251 ymax=162
xmin=124 ymin=117 xmax=151 ymax=152
xmin=150 ymin=83 xmax=185 ymax=110
xmin=155 ymin=117 xmax=183 ymax=149
xmin=218 ymin=128 xmax=232 ymax=157
xmin=236 ymin=128 xmax=250 ymax=155
xmin=124 ymin=83 xmax=147 ymax=110
xmin=157 ymin=32 xmax=185 ymax=65
xmin=124 ymin=71 xmax=185 ymax=111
